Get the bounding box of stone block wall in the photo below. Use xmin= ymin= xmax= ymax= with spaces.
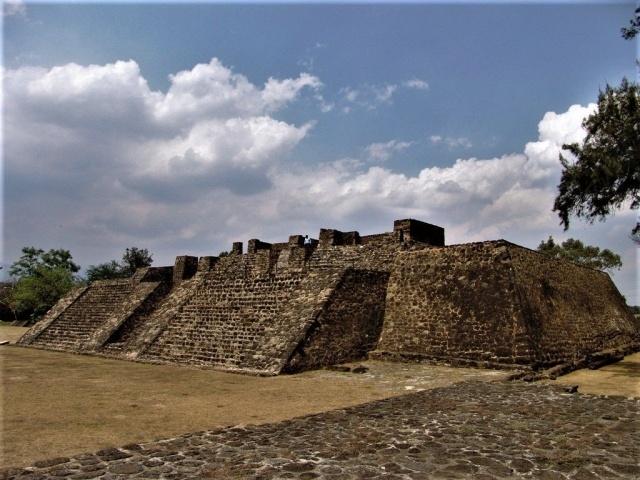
xmin=508 ymin=245 xmax=639 ymax=367
xmin=20 ymin=267 xmax=174 ymax=354
xmin=373 ymin=242 xmax=531 ymax=368
xmin=29 ymin=280 xmax=138 ymax=351
xmin=373 ymin=241 xmax=639 ymax=369
xmin=139 ymin=273 xmax=308 ymax=372
xmin=18 ymin=218 xmax=638 ymax=375
xmin=284 ymin=269 xmax=390 ymax=372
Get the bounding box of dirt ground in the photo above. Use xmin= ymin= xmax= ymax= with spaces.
xmin=0 ymin=326 xmax=29 ymax=344
xmin=548 ymin=352 xmax=640 ymax=398
xmin=0 ymin=338 xmax=506 ymax=469
xmin=2 ymin=324 xmax=638 ymax=470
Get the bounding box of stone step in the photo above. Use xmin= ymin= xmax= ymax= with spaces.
xmin=33 ymin=283 xmax=135 ymax=349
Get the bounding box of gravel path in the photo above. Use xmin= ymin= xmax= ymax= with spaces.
xmin=2 ymin=380 xmax=638 ymax=479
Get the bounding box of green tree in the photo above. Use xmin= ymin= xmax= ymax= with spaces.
xmin=554 ymin=11 xmax=640 ymax=240
xmin=9 ymin=247 xmax=80 ymax=277
xmin=621 ymin=7 xmax=640 ymax=39
xmin=11 ymin=267 xmax=76 ymax=320
xmin=537 ymin=236 xmax=622 ymax=272
xmin=120 ymin=247 xmax=153 ymax=276
xmin=86 ymin=260 xmax=124 ymax=282
xmin=8 ymin=247 xmax=81 ymax=322
xmin=553 ymin=79 xmax=640 ymax=237
xmin=86 ymin=247 xmax=153 ymax=281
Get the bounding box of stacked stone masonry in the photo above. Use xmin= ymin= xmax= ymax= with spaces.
xmin=371 ymin=241 xmax=639 ymax=370
xmin=18 ymin=219 xmax=640 ymax=374
xmin=31 ymin=281 xmax=135 ymax=351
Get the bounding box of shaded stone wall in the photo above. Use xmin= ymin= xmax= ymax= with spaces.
xmin=100 ymin=281 xmax=173 ymax=353
xmin=137 ymin=270 xmax=348 ymax=374
xmin=373 ymin=242 xmax=532 ymax=368
xmin=373 ymin=241 xmax=639 ymax=369
xmin=508 ymin=245 xmax=639 ymax=368
xmin=284 ymin=269 xmax=390 ymax=372
xmin=122 ymin=276 xmax=205 ymax=359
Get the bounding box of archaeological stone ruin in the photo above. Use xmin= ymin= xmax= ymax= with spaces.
xmin=18 ymin=219 xmax=640 ymax=375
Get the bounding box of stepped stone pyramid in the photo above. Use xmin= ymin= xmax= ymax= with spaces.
xmin=18 ymin=219 xmax=639 ymax=375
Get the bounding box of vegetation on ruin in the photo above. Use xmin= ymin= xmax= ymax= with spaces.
xmin=86 ymin=247 xmax=153 ymax=281
xmin=85 ymin=260 xmax=122 ymax=282
xmin=537 ymin=237 xmax=622 ymax=272
xmin=554 ymin=11 xmax=640 ymax=242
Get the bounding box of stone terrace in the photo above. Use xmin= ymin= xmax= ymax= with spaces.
xmin=2 ymin=381 xmax=638 ymax=480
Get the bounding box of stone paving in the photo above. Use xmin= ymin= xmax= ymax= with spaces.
xmin=2 ymin=380 xmax=638 ymax=480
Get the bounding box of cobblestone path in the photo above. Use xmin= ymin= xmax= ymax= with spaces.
xmin=2 ymin=381 xmax=638 ymax=479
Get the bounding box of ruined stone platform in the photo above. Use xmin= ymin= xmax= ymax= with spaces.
xmin=17 ymin=218 xmax=640 ymax=376
xmin=3 ymin=380 xmax=638 ymax=480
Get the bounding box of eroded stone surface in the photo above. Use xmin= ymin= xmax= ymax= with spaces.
xmin=17 ymin=218 xmax=640 ymax=377
xmin=3 ymin=381 xmax=638 ymax=479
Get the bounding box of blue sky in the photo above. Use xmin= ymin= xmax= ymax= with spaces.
xmin=3 ymin=1 xmax=638 ymax=302
xmin=5 ymin=3 xmax=635 ymax=168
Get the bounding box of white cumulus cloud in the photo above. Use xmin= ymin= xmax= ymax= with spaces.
xmin=4 ymin=58 xmax=635 ymax=301
xmin=4 ymin=58 xmax=318 ymax=184
xmin=403 ymin=78 xmax=429 ymax=90
xmin=364 ymin=140 xmax=414 ymax=162
xmin=430 ymin=135 xmax=473 ymax=149
xmin=338 ymin=78 xmax=428 ymax=112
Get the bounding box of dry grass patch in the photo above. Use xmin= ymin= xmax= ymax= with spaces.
xmin=549 ymin=352 xmax=640 ymax=398
xmin=1 ymin=342 xmax=507 ymax=468
xmin=0 ymin=326 xmax=29 ymax=344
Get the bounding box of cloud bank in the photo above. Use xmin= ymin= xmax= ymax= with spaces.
xmin=4 ymin=58 xmax=636 ymax=302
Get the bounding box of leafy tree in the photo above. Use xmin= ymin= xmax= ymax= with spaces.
xmin=554 ymin=11 xmax=640 ymax=240
xmin=120 ymin=247 xmax=153 ymax=276
xmin=621 ymin=7 xmax=640 ymax=39
xmin=86 ymin=247 xmax=153 ymax=282
xmin=86 ymin=260 xmax=124 ymax=282
xmin=9 ymin=247 xmax=80 ymax=278
xmin=0 ymin=282 xmax=17 ymax=323
xmin=11 ymin=267 xmax=76 ymax=321
xmin=537 ymin=236 xmax=622 ymax=272
xmin=553 ymin=79 xmax=639 ymax=237
xmin=7 ymin=247 xmax=81 ymax=322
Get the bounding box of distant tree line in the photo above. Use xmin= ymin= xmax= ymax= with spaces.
xmin=1 ymin=246 xmax=152 ymax=325
xmin=536 ymin=237 xmax=622 ymax=272
xmin=86 ymin=247 xmax=153 ymax=282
